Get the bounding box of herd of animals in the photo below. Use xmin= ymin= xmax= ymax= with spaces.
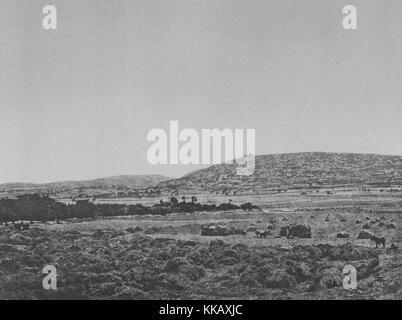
xmin=4 ymin=211 xmax=399 ymax=251
xmin=201 ymin=213 xmax=399 ymax=250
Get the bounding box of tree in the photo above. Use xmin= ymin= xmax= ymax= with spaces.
xmin=170 ymin=197 xmax=179 ymax=207
xmin=72 ymin=200 xmax=97 ymax=219
xmin=0 ymin=203 xmax=15 ymax=225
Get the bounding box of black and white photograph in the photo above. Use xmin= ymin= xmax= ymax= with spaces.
xmin=0 ymin=0 xmax=401 ymax=304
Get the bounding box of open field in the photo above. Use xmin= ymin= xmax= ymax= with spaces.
xmin=1 ymin=191 xmax=401 ymax=300
xmin=39 ymin=209 xmax=401 ymax=248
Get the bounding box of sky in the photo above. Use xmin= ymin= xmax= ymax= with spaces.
xmin=0 ymin=0 xmax=401 ymax=183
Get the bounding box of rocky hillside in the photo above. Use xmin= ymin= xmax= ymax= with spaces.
xmin=156 ymin=152 xmax=402 ymax=195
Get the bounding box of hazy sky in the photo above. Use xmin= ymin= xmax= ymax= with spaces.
xmin=1 ymin=0 xmax=401 ymax=183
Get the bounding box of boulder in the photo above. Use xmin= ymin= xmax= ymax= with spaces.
xmin=357 ymin=230 xmax=373 ymax=240
xmin=337 ymin=231 xmax=350 ymax=239
xmin=218 ymin=256 xmax=239 ymax=266
xmin=280 ymin=224 xmax=312 ymax=238
xmin=318 ymin=268 xmax=343 ymax=289
xmin=319 ymin=243 xmax=378 ymax=260
xmin=201 ymin=224 xmax=230 ymax=236
xmin=356 ymin=259 xmax=380 ymax=280
xmin=7 ymin=233 xmax=31 ymax=245
xmin=286 ymin=262 xmax=312 ymax=282
xmin=209 ymin=239 xmax=225 ymax=250
xmin=266 ymin=270 xmax=297 ymax=289
xmin=126 ymin=226 xmax=142 ymax=233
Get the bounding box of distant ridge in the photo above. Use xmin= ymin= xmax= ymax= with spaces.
xmin=0 ymin=174 xmax=170 ymax=190
xmin=155 ymin=152 xmax=402 ymax=195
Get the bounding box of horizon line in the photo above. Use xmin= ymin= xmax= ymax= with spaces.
xmin=1 ymin=150 xmax=401 ymax=186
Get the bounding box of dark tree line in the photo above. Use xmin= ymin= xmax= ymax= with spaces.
xmin=0 ymin=194 xmax=258 ymax=224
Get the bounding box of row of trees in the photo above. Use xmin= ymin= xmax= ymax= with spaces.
xmin=0 ymin=194 xmax=258 ymax=224
xmin=0 ymin=194 xmax=93 ymax=223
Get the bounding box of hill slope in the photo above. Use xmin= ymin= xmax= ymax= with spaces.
xmin=156 ymin=152 xmax=402 ymax=195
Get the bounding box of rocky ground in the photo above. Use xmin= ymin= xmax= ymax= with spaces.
xmin=1 ymin=225 xmax=401 ymax=300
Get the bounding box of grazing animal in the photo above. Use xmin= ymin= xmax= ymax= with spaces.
xmin=232 ymin=228 xmax=247 ymax=237
xmin=255 ymin=230 xmax=268 ymax=238
xmin=369 ymin=234 xmax=386 ymax=248
xmin=14 ymin=221 xmax=30 ymax=231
